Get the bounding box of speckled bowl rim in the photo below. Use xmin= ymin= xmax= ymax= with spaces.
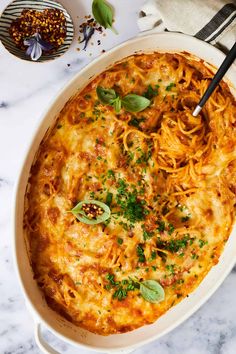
xmin=0 ymin=0 xmax=74 ymax=63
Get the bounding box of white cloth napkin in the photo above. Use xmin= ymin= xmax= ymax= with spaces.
xmin=138 ymin=0 xmax=236 ymax=51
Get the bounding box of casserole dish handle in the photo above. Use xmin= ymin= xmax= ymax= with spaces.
xmin=34 ymin=323 xmax=59 ymax=354
xmin=34 ymin=322 xmax=136 ymax=354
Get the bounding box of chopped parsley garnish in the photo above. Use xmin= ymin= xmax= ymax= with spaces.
xmin=127 ymin=151 xmax=134 ymax=161
xmin=181 ymin=215 xmax=191 ymax=222
xmin=157 ymin=221 xmax=165 ymax=232
xmin=97 ymin=156 xmax=102 ymax=160
xmin=118 ymin=221 xmax=129 ymax=231
xmin=136 ymin=147 xmax=152 ymax=165
xmin=143 ymin=229 xmax=154 ymax=240
xmin=157 ymin=234 xmax=192 ymax=253
xmin=191 ymin=253 xmax=198 ymax=259
xmin=124 ymin=196 xmax=147 ymax=223
xmin=165 ymin=83 xmax=176 ymax=91
xmin=107 ymin=169 xmax=115 ymax=178
xmin=199 ymin=239 xmax=208 ymax=248
xmin=142 ymin=224 xmax=155 ymax=240
xmin=137 ymin=244 xmax=145 ymax=263
xmin=116 ymin=179 xmax=148 ymax=223
xmin=166 ymin=264 xmax=175 ymax=274
xmin=105 ymin=273 xmax=139 ymax=301
xmin=135 ymin=142 xmax=153 ymax=166
xmin=168 ymin=223 xmax=175 ymax=235
xmin=113 ymin=287 xmax=128 ymax=300
xmin=150 ymin=251 xmax=157 ymax=261
xmin=157 ymin=220 xmax=174 ymax=234
xmin=92 ymin=107 xmax=101 ymax=119
xmin=128 ymin=116 xmax=146 ymax=128
xmin=106 ymin=192 xmax=113 ymax=206
xmin=189 ymin=237 xmax=194 ymax=245
xmin=106 ymin=273 xmax=117 ymax=286
xmin=144 ymin=84 xmax=159 ymax=99
xmin=117 ymin=237 xmax=123 ymax=245
xmin=151 ymin=250 xmax=157 ymax=259
xmin=117 ymin=178 xmax=127 ymax=195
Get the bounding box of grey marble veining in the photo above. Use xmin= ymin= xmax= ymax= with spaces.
xmin=0 ymin=0 xmax=235 ymax=353
xmin=0 ymin=102 xmax=8 ymax=108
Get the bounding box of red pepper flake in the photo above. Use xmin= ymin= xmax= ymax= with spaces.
xmin=9 ymin=8 xmax=67 ymax=51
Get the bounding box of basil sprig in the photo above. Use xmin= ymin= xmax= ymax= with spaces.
xmin=96 ymin=86 xmax=151 ymax=113
xmin=105 ymin=273 xmax=165 ymax=304
xmin=122 ymin=94 xmax=150 ymax=113
xmin=140 ymin=280 xmax=165 ymax=303
xmin=92 ymin=0 xmax=117 ymax=34
xmin=96 ymin=86 xmax=116 ymax=103
xmin=70 ymin=200 xmax=111 ymax=225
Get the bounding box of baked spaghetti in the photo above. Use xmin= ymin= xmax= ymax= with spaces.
xmin=24 ymin=53 xmax=236 ymax=335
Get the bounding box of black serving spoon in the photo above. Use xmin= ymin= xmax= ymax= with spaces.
xmin=192 ymin=41 xmax=236 ymax=117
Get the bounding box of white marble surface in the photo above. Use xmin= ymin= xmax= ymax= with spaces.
xmin=0 ymin=0 xmax=236 ymax=353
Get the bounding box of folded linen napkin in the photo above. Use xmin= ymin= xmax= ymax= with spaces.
xmin=138 ymin=0 xmax=236 ymax=51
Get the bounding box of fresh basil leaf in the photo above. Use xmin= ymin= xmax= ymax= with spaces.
xmin=70 ymin=200 xmax=111 ymax=225
xmin=144 ymin=84 xmax=159 ymax=99
xmin=96 ymin=86 xmax=117 ymax=104
xmin=92 ymin=0 xmax=117 ymax=33
xmin=97 ymin=88 xmax=150 ymax=114
xmin=113 ymin=97 xmax=122 ymax=113
xmin=106 ymin=192 xmax=113 ymax=206
xmin=121 ymin=94 xmax=151 ymax=113
xmin=140 ymin=280 xmax=165 ymax=303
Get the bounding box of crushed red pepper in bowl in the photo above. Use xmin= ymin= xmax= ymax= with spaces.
xmin=9 ymin=8 xmax=66 ymax=51
xmin=0 ymin=0 xmax=74 ymax=62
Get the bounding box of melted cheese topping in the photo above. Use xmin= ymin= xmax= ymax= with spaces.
xmin=24 ymin=53 xmax=236 ymax=335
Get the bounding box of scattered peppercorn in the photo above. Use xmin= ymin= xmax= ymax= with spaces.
xmin=78 ymin=16 xmax=104 ymax=51
xmin=79 ymin=17 xmax=103 ymax=34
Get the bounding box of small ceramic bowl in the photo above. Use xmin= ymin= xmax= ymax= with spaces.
xmin=0 ymin=0 xmax=74 ymax=62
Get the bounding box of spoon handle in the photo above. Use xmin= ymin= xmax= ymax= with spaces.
xmin=193 ymin=41 xmax=236 ymax=116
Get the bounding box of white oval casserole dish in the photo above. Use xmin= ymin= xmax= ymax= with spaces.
xmin=13 ymin=33 xmax=236 ymax=354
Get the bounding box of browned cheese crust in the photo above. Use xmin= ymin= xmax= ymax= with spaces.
xmin=24 ymin=53 xmax=236 ymax=335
